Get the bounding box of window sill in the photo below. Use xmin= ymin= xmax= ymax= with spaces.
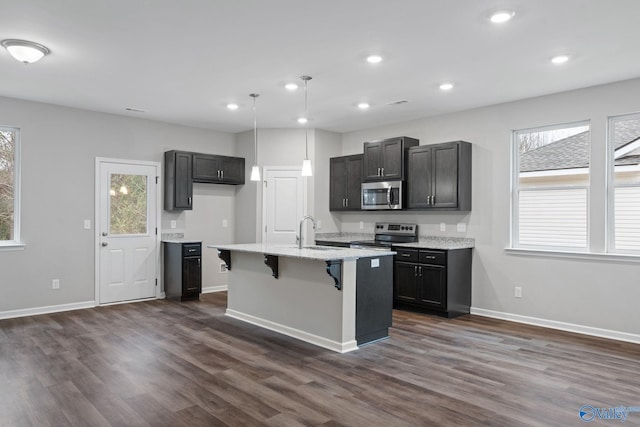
xmin=0 ymin=242 xmax=26 ymax=251
xmin=505 ymin=247 xmax=640 ymax=263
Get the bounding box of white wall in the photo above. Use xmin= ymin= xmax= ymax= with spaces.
xmin=0 ymin=96 xmax=235 ymax=312
xmin=339 ymin=77 xmax=640 ymax=337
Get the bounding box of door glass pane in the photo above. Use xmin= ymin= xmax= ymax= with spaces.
xmin=110 ymin=174 xmax=147 ymax=235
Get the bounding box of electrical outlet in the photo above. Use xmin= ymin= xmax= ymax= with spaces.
xmin=220 ymin=262 xmax=227 ymax=273
xmin=52 ymin=279 xmax=60 ymax=290
xmin=515 ymin=286 xmax=522 ymax=298
xmin=316 ymin=220 xmax=322 ymax=230
xmin=440 ymin=222 xmax=446 ymax=232
xmin=457 ymin=223 xmax=467 ymax=232
xmin=359 ymin=221 xmax=364 ymax=229
xmin=83 ymin=219 xmax=91 ymax=230
xmin=222 ymin=219 xmax=228 ymax=228
xmin=170 ymin=220 xmax=177 ymax=229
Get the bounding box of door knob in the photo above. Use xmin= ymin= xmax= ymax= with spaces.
xmin=101 ymin=232 xmax=108 ymax=237
xmin=101 ymin=242 xmax=108 ymax=247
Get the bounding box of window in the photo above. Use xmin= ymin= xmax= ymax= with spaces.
xmin=609 ymin=113 xmax=640 ymax=253
xmin=0 ymin=126 xmax=20 ymax=244
xmin=512 ymin=122 xmax=591 ymax=249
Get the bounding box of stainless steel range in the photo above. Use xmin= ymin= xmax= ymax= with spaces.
xmin=350 ymin=222 xmax=418 ymax=249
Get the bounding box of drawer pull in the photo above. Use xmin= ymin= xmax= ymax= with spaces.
xmin=401 ymin=253 xmax=411 ymax=257
xmin=425 ymin=256 xmax=436 ymax=260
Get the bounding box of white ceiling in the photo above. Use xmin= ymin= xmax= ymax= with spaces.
xmin=2 ymin=0 xmax=640 ymax=134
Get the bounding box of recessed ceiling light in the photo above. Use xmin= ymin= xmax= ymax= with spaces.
xmin=226 ymin=103 xmax=239 ymax=110
xmin=490 ymin=11 xmax=515 ymax=23
xmin=366 ymin=54 xmax=383 ymax=64
xmin=439 ymin=83 xmax=454 ymax=91
xmin=1 ymin=39 xmax=50 ymax=63
xmin=551 ymin=55 xmax=570 ymax=64
xmin=358 ymin=102 xmax=370 ymax=110
xmin=297 ymin=117 xmax=308 ymax=124
xmin=285 ymin=83 xmax=298 ymax=91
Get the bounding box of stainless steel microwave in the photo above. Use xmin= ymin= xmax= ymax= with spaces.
xmin=361 ymin=181 xmax=404 ymax=210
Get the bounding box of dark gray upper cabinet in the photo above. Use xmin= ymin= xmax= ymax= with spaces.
xmin=164 ymin=150 xmax=245 ymax=211
xmin=164 ymin=151 xmax=193 ymax=211
xmin=407 ymin=141 xmax=471 ymax=210
xmin=363 ymin=136 xmax=419 ymax=181
xmin=192 ymin=153 xmax=245 ymax=185
xmin=330 ymin=154 xmax=363 ymax=211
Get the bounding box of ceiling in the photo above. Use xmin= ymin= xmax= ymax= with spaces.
xmin=2 ymin=0 xmax=640 ymax=134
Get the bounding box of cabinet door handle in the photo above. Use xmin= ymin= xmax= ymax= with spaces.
xmin=432 ymin=195 xmax=435 ymax=205
xmin=342 ymin=198 xmax=345 ymax=207
xmin=414 ymin=266 xmax=418 ymax=277
xmin=346 ymin=198 xmax=349 ymax=207
xmin=221 ymin=170 xmax=224 ymax=179
xmin=419 ymin=266 xmax=423 ymax=276
xmin=381 ymin=167 xmax=384 ymax=176
xmin=188 ymin=196 xmax=192 ymax=205
xmin=197 ymin=258 xmax=201 ymax=267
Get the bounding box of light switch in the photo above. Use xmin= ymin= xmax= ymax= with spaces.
xmin=316 ymin=220 xmax=322 ymax=229
xmin=84 ymin=220 xmax=91 ymax=230
xmin=222 ymin=219 xmax=228 ymax=228
xmin=170 ymin=220 xmax=177 ymax=229
xmin=457 ymin=223 xmax=467 ymax=232
xmin=359 ymin=221 xmax=364 ymax=229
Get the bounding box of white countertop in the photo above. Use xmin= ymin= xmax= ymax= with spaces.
xmin=162 ymin=239 xmax=202 ymax=244
xmin=207 ymin=243 xmax=394 ymax=261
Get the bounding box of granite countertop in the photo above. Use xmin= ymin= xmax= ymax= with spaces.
xmin=207 ymin=243 xmax=394 ymax=261
xmin=395 ymin=237 xmax=475 ymax=250
xmin=314 ymin=233 xmax=475 ymax=250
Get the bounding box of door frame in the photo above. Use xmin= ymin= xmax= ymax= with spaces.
xmin=94 ymin=157 xmax=162 ymax=306
xmin=261 ymin=166 xmax=307 ymax=244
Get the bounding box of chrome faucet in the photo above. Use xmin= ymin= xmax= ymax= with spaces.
xmin=298 ymin=215 xmax=316 ymax=249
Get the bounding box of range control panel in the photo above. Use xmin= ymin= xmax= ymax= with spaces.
xmin=374 ymin=222 xmax=418 ymax=236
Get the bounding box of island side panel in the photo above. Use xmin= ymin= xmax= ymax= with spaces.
xmin=225 ymin=251 xmax=358 ymax=352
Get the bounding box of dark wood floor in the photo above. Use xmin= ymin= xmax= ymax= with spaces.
xmin=1 ymin=292 xmax=639 ymax=426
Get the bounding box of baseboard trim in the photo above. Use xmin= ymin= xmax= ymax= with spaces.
xmin=202 ymin=285 xmax=228 ymax=294
xmin=470 ymin=307 xmax=640 ymax=345
xmin=226 ymin=309 xmax=358 ymax=353
xmin=0 ymin=301 xmax=96 ymax=320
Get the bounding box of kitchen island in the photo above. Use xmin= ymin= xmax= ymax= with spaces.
xmin=207 ymin=243 xmax=395 ymax=353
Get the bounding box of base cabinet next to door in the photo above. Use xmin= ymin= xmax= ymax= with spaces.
xmin=164 ymin=242 xmax=202 ymax=301
xmin=394 ymin=247 xmax=472 ymax=318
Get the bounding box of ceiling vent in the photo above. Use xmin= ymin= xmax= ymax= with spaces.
xmin=386 ymin=99 xmax=409 ymax=106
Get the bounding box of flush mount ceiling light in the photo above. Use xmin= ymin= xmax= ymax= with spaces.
xmin=439 ymin=83 xmax=454 ymax=91
xmin=226 ymin=103 xmax=239 ymax=110
xmin=1 ymin=39 xmax=50 ymax=63
xmin=551 ymin=54 xmax=570 ymax=64
xmin=358 ymin=102 xmax=370 ymax=110
xmin=249 ymin=93 xmax=261 ymax=182
xmin=297 ymin=117 xmax=308 ymax=124
xmin=366 ymin=54 xmax=383 ymax=64
xmin=300 ymin=75 xmax=313 ymax=177
xmin=490 ymin=11 xmax=515 ymax=23
xmin=285 ymin=83 xmax=298 ymax=91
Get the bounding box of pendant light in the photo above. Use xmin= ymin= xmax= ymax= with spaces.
xmin=249 ymin=93 xmax=260 ymax=181
xmin=300 ymin=75 xmax=313 ymax=177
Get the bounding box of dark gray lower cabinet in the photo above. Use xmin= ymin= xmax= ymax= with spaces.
xmin=356 ymin=256 xmax=394 ymax=345
xmin=164 ymin=242 xmax=202 ymax=301
xmin=394 ymin=247 xmax=472 ymax=318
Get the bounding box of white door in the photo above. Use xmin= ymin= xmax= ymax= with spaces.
xmin=96 ymin=159 xmax=160 ymax=304
xmin=263 ymin=167 xmax=305 ymax=245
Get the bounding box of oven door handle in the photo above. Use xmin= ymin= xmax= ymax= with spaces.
xmin=387 ymin=186 xmax=392 ymax=207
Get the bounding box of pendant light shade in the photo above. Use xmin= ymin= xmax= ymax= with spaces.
xmin=249 ymin=93 xmax=261 ymax=182
xmin=300 ymin=75 xmax=312 ymax=177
